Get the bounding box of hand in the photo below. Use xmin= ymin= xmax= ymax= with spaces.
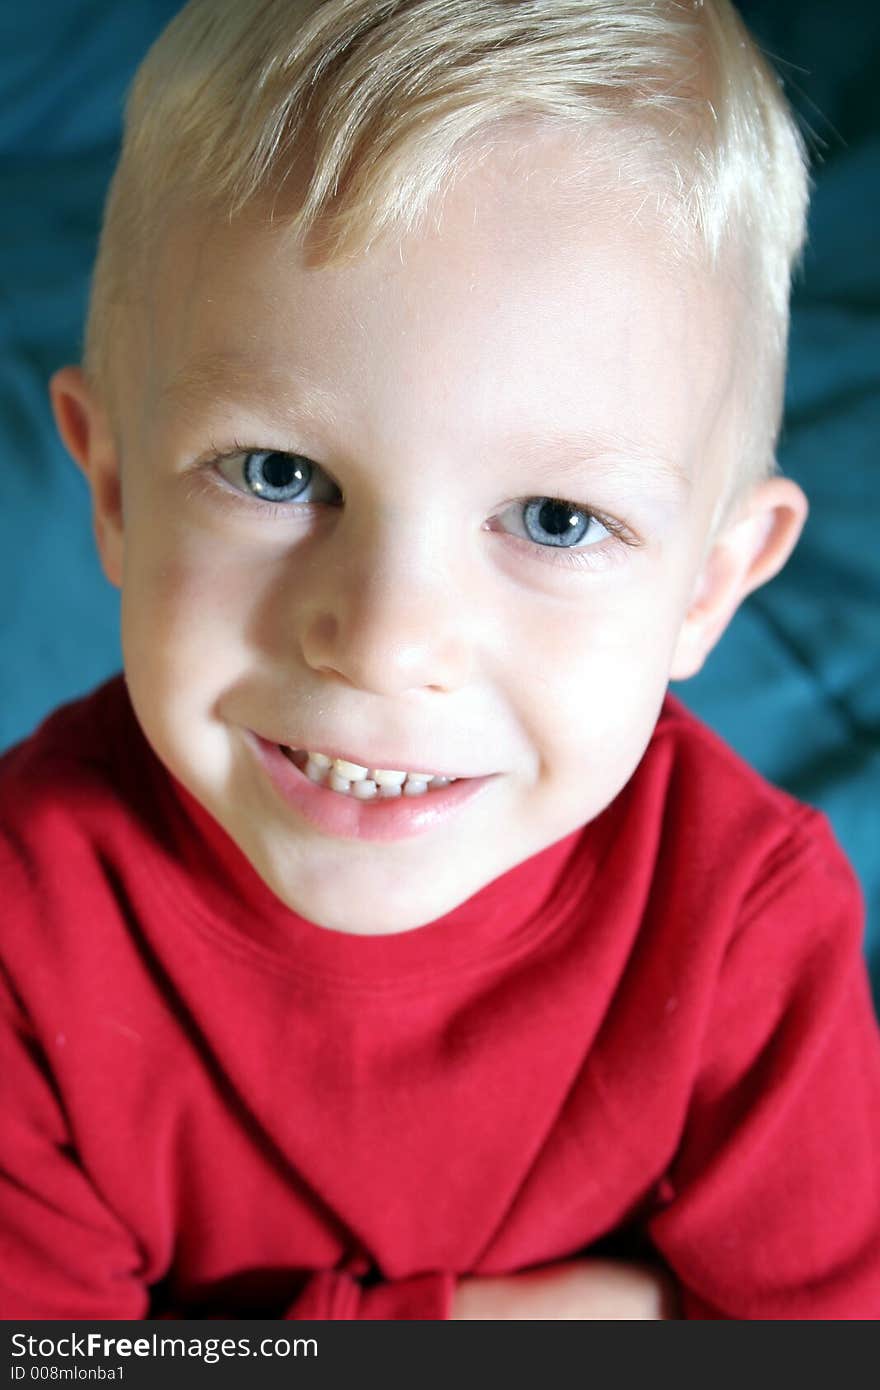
xmin=451 ymin=1257 xmax=678 ymax=1319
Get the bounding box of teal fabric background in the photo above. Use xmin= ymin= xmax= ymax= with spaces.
xmin=1 ymin=2 xmax=877 ymax=996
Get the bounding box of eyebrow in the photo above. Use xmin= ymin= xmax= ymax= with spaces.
xmin=157 ymin=352 xmax=340 ymax=429
xmin=159 ymin=352 xmax=691 ymax=496
xmin=502 ymin=428 xmax=692 ymax=498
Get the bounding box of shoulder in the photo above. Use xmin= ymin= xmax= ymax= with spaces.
xmin=648 ymin=689 xmax=855 ymax=881
xmin=590 ymin=696 xmax=871 ymax=1127
xmin=0 ymin=676 xmax=154 ymax=937
xmin=0 ymin=675 xmax=133 ymax=838
xmin=616 ymin=690 xmax=864 ymax=960
xmin=649 ymin=689 xmax=811 ymax=825
xmin=0 ymin=677 xmax=194 ymax=1047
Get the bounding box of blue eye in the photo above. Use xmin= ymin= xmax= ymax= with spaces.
xmin=243 ymin=451 xmax=313 ymax=501
xmin=215 ymin=449 xmax=342 ymax=505
xmin=522 ymin=498 xmax=593 ymax=547
xmin=504 ymin=497 xmax=611 ymax=549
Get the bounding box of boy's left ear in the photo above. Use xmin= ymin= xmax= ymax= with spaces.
xmin=670 ymin=476 xmax=808 ymax=680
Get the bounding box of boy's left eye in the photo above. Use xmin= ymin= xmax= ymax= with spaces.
xmin=497 ymin=497 xmax=614 ymax=549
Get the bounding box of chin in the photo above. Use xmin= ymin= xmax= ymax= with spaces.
xmin=272 ymin=876 xmax=445 ymax=935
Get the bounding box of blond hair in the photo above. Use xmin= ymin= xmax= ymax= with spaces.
xmin=85 ymin=0 xmax=809 ymax=497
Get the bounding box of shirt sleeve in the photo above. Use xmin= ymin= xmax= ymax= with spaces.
xmin=647 ymin=811 xmax=880 ymax=1319
xmin=284 ymin=1270 xmax=455 ymax=1319
xmin=0 ymin=970 xmax=454 ymax=1320
xmin=0 ymin=965 xmax=149 ymax=1318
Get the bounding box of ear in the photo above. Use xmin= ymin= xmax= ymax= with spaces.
xmin=670 ymin=476 xmax=808 ymax=681
xmin=50 ymin=366 xmax=123 ymax=589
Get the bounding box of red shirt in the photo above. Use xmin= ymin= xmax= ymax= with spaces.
xmin=1 ymin=676 xmax=878 ymax=1319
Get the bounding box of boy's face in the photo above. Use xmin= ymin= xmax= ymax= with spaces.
xmin=70 ymin=132 xmax=780 ymax=934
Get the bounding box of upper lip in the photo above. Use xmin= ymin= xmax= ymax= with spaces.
xmin=260 ymin=734 xmax=483 ymax=780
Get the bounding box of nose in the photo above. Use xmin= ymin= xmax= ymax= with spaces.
xmin=293 ymin=518 xmax=475 ymax=697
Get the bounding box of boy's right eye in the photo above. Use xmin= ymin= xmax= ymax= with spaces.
xmin=215 ymin=449 xmax=343 ymax=505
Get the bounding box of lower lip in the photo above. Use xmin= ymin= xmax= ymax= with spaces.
xmin=249 ymin=736 xmax=497 ymax=842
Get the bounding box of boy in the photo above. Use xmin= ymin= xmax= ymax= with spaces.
xmin=1 ymin=0 xmax=879 ymax=1318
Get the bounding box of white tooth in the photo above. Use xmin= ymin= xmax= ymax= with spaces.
xmin=328 ymin=770 xmax=352 ymax=793
xmin=378 ymin=783 xmax=402 ymax=798
xmin=407 ymin=773 xmax=436 ymax=783
xmin=308 ymin=751 xmax=332 ymax=769
xmin=352 ymin=779 xmax=378 ymax=799
xmin=431 ymin=776 xmax=451 ymax=788
xmin=305 ymin=757 xmax=328 ymax=782
xmin=333 ymin=758 xmax=369 ymax=781
xmin=370 ymin=768 xmax=407 ymax=787
xmin=403 ymin=778 xmax=429 ymax=796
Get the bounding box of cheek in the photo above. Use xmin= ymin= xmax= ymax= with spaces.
xmin=510 ymin=579 xmax=681 ymax=780
xmin=120 ymin=512 xmax=275 ymax=700
xmin=515 ymin=566 xmax=680 ymax=682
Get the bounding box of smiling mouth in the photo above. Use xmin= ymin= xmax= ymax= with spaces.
xmin=279 ymin=747 xmax=460 ymax=801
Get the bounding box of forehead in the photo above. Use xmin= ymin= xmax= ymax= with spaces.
xmin=145 ymin=129 xmax=740 ymax=483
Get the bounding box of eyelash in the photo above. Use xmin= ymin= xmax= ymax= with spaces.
xmin=197 ymin=442 xmax=641 ymax=573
